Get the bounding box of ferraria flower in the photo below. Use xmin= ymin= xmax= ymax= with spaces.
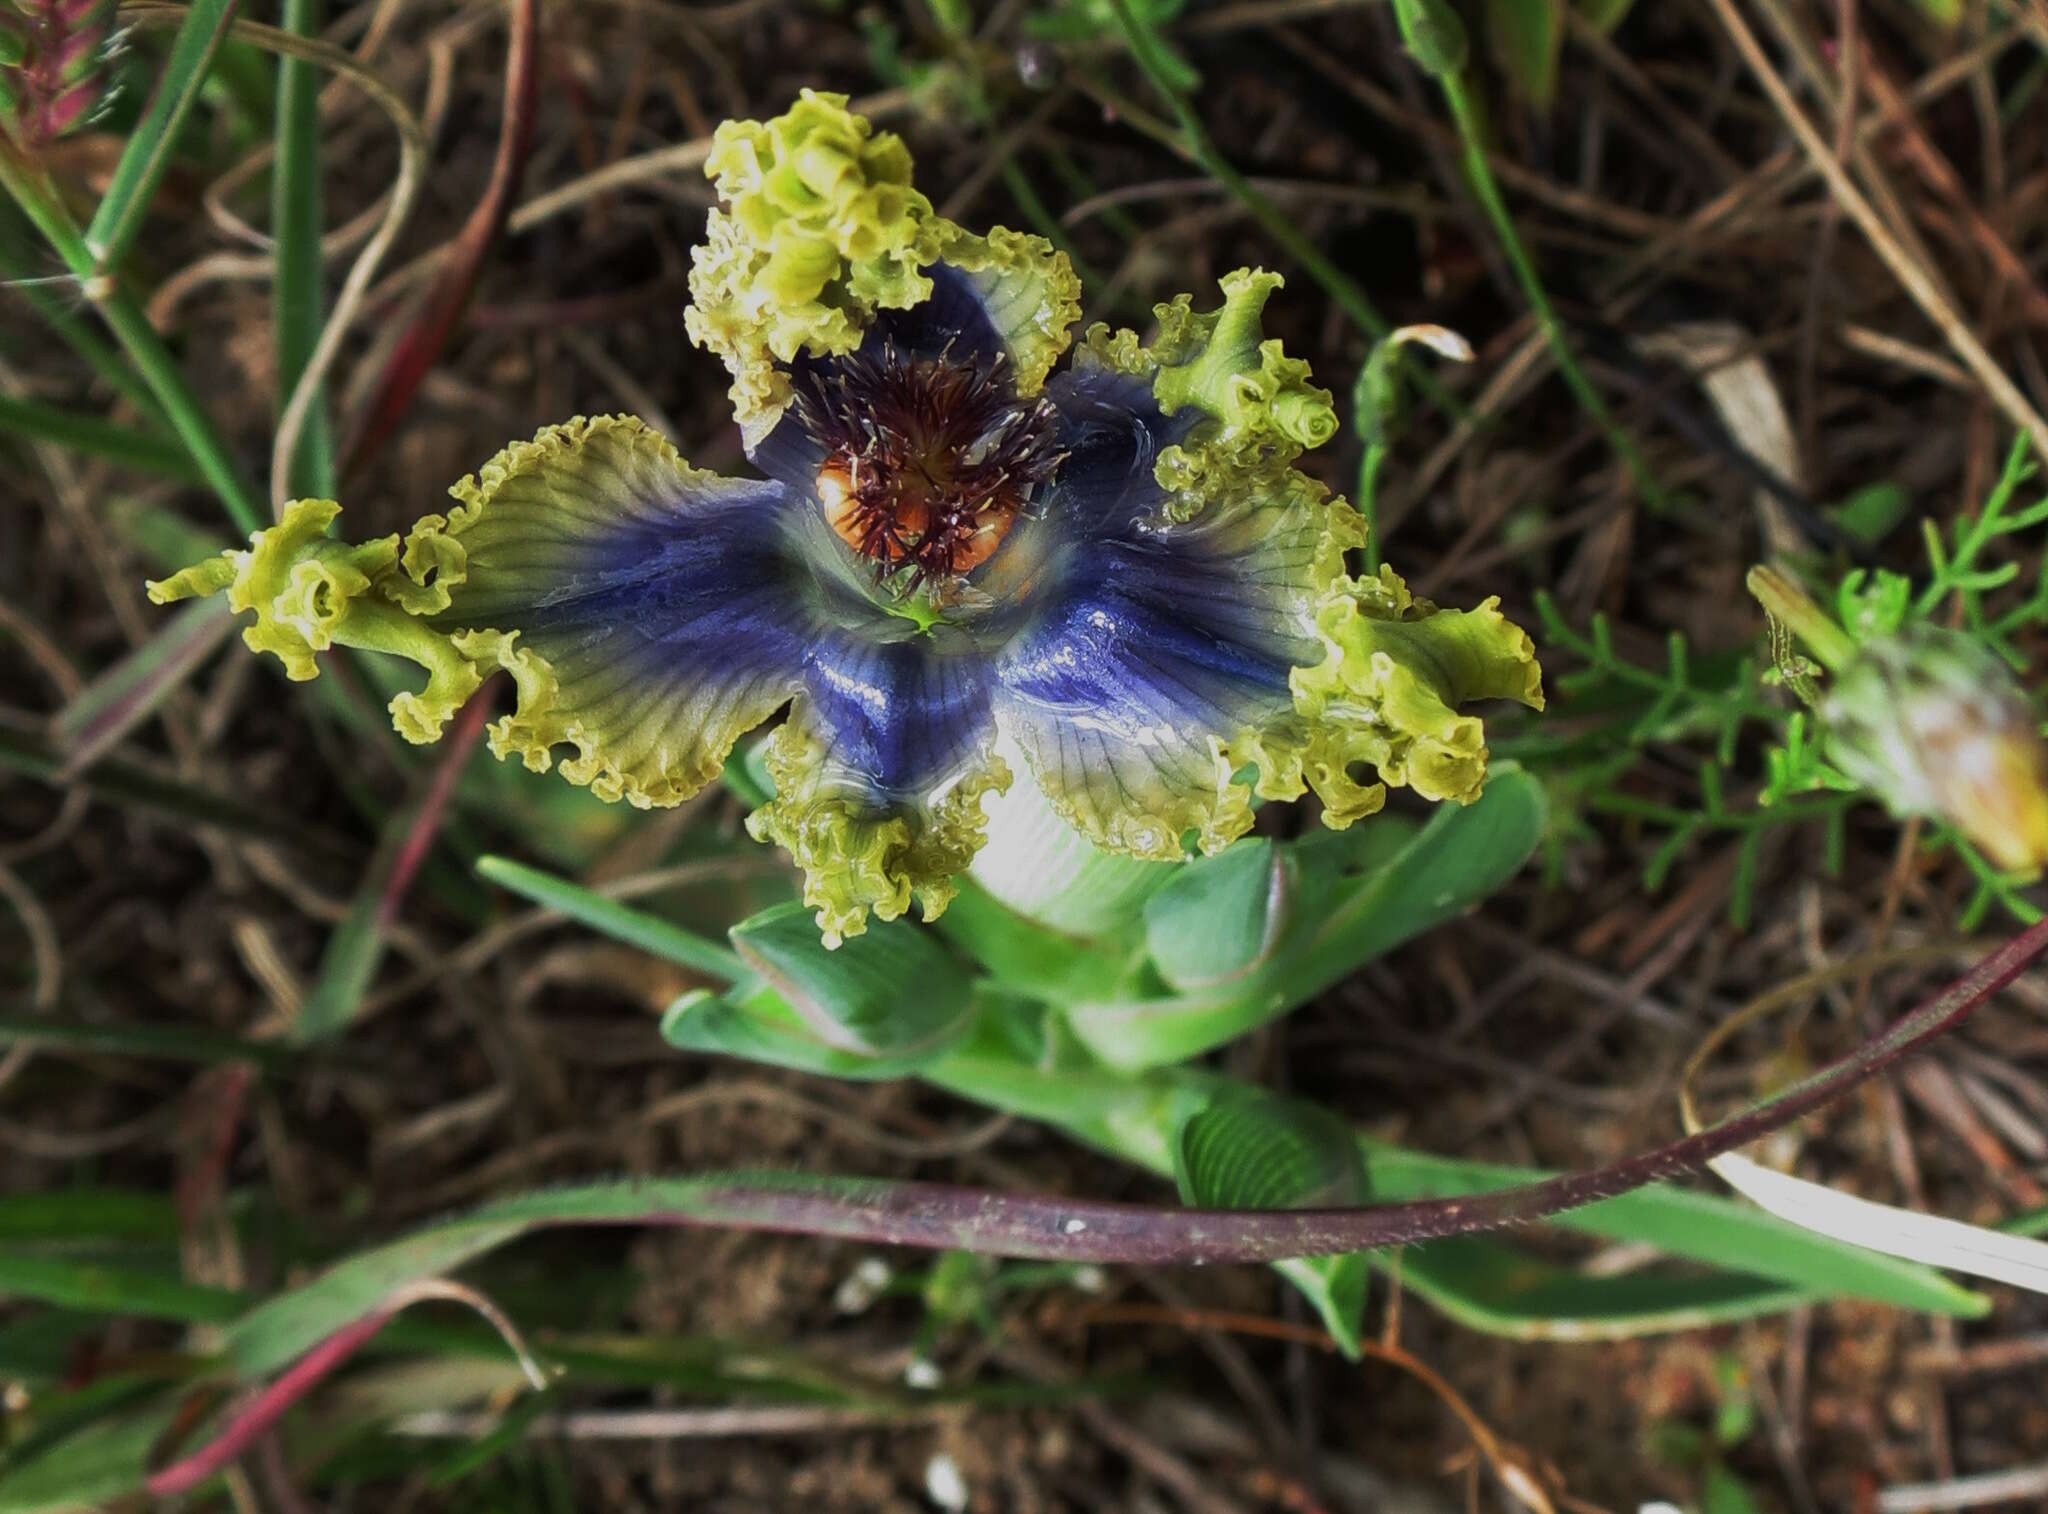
xmin=149 ymin=92 xmax=1543 ymax=943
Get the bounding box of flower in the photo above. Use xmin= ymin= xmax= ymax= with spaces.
xmin=1748 ymin=564 xmax=2048 ymax=874
xmin=149 ymin=91 xmax=1543 ymax=944
xmin=1821 ymin=627 xmax=2048 ymax=873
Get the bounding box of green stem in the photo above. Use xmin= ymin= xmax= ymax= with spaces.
xmin=273 ymin=0 xmax=335 ymax=498
xmin=0 ymin=154 xmax=266 ymax=536
xmin=83 ymin=0 xmax=242 ymax=274
xmin=1746 ymin=564 xmax=1858 ymax=671
xmin=1357 ymin=441 xmax=1387 ymax=574
xmin=1432 ymin=68 xmax=1666 ymax=509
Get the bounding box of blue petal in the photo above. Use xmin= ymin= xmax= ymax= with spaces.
xmin=991 ymin=430 xmax=1329 ymax=856
xmin=423 ymin=417 xmax=813 ymax=804
xmin=798 ymin=626 xmax=996 ymax=799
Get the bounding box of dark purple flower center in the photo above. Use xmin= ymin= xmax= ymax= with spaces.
xmin=793 ymin=341 xmax=1062 ymax=594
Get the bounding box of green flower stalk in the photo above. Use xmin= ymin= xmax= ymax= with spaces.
xmin=149 ymin=91 xmax=1543 ymax=944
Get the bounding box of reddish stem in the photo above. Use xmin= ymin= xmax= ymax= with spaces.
xmin=338 ymin=0 xmax=539 ymax=478
xmin=145 ymin=1309 xmax=393 ymax=1498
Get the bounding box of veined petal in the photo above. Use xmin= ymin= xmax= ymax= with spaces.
xmin=928 ymin=225 xmax=1081 ymax=397
xmin=748 ymin=630 xmax=1009 ymax=944
xmin=149 ymin=416 xmax=813 ymax=809
xmin=992 ymin=469 xmax=1328 ymax=860
xmin=405 ymin=416 xmax=809 ymax=806
xmin=992 ymin=269 xmax=1543 ymax=858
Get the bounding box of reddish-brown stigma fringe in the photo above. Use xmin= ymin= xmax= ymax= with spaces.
xmin=795 ymin=341 xmax=1061 ymax=595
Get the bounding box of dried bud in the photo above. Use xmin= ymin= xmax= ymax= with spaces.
xmin=1822 ymin=626 xmax=2048 ymax=873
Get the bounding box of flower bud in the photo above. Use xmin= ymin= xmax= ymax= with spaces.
xmin=1822 ymin=626 xmax=2048 ymax=872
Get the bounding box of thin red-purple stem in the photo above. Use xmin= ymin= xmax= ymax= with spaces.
xmin=338 ymin=0 xmax=538 ymax=479
xmin=146 ymin=1309 xmax=393 ymax=1498
xmin=620 ymin=916 xmax=2048 ymax=1262
xmin=376 ymin=688 xmax=491 ymax=930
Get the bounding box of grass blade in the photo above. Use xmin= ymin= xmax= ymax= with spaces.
xmin=50 ymin=598 xmax=235 ymax=777
xmin=477 ymin=854 xmax=747 ymax=984
xmin=270 ymin=0 xmax=334 ymax=498
xmin=81 ymin=0 xmax=241 ymax=273
xmin=0 ymin=392 xmax=196 ymax=481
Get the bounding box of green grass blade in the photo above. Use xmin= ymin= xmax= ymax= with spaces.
xmin=477 ymin=855 xmax=747 ymax=984
xmin=1397 ymin=1235 xmax=1809 ymax=1338
xmin=0 ymin=1016 xmax=310 ymax=1073
xmin=82 ymin=0 xmax=242 ymax=273
xmin=1359 ymin=1141 xmax=1988 ymax=1317
xmin=272 ymin=0 xmax=335 ymax=497
xmin=0 ymin=1252 xmax=242 ymax=1325
xmin=0 ymin=393 xmax=196 ymax=482
xmin=50 ymin=598 xmax=235 ymax=777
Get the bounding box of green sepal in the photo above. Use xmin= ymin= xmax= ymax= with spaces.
xmin=684 ymin=89 xmax=943 ymax=427
xmin=661 ymin=985 xmax=963 ymax=1082
xmin=745 ymin=718 xmax=1013 ymax=947
xmin=1142 ymin=837 xmax=1289 ymax=991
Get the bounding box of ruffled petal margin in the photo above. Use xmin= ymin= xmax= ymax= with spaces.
xmin=148 ymin=415 xmax=809 ymax=810
xmin=686 ymin=91 xmax=1081 ymax=439
xmin=994 ymin=269 xmax=1543 ymax=860
xmin=146 ymin=413 xmax=1020 ymax=945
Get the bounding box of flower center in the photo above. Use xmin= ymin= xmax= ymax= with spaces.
xmin=796 ymin=341 xmax=1061 ymax=594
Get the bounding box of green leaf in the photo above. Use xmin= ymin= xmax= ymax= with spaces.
xmin=1174 ymin=1090 xmax=1370 ymax=1353
xmin=1174 ymin=1090 xmax=1364 ymax=1211
xmin=729 ymin=902 xmax=977 ymax=1059
xmin=1702 ymin=1464 xmax=1768 ymax=1514
xmin=0 ymin=1252 xmax=240 ymax=1325
xmin=1394 ymin=1235 xmax=1808 ymax=1338
xmin=1485 ymin=0 xmax=1563 ymax=107
xmin=1901 ymin=0 xmax=1962 ymax=24
xmin=476 ymin=855 xmax=744 ymax=984
xmin=1572 ymin=0 xmax=1638 ymax=32
xmin=0 ymin=1397 xmax=179 ymax=1513
xmin=1296 ymin=763 xmax=1546 ymax=987
xmin=1143 ymin=838 xmax=1287 ymax=990
xmin=1829 ymin=481 xmax=1911 ymax=546
xmin=1360 ymin=1142 xmax=1988 ymax=1318
xmin=1064 ymin=765 xmax=1545 ymax=1068
xmin=1391 ymin=0 xmax=1469 ymax=77
xmin=661 ymin=985 xmax=962 ymax=1081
